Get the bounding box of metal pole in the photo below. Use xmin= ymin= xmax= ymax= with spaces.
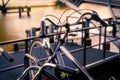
xmin=49 ymin=24 xmax=54 ymax=43
xmin=103 ymin=26 xmax=107 ymax=59
xmin=25 ymin=30 xmax=31 ymax=37
xmin=99 ymin=27 xmax=102 ymax=50
xmin=108 ymin=5 xmax=118 ymax=35
xmin=25 ymin=40 xmax=29 ymax=53
xmin=83 ymin=21 xmax=87 ymax=66
xmin=31 ymin=27 xmax=36 ymax=37
xmin=85 ymin=19 xmax=90 ymax=38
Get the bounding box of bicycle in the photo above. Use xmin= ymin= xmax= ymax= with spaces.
xmin=17 ymin=9 xmax=108 ymax=80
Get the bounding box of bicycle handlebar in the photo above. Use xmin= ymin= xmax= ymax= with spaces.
xmin=41 ymin=12 xmax=108 ymax=32
xmin=0 ymin=48 xmax=14 ymax=62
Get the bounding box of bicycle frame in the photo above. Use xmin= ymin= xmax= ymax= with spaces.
xmin=18 ymin=36 xmax=94 ymax=80
xmin=18 ymin=22 xmax=93 ymax=80
xmin=44 ymin=39 xmax=94 ymax=80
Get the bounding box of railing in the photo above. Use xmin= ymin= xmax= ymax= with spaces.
xmin=23 ymin=17 xmax=120 ymax=68
xmin=0 ymin=19 xmax=120 ymax=73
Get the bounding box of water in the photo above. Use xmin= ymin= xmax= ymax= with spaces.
xmin=0 ymin=2 xmax=119 ymax=51
xmin=0 ymin=2 xmax=69 ymax=51
xmin=0 ymin=7 xmax=65 ymax=41
xmin=1 ymin=0 xmax=56 ymax=7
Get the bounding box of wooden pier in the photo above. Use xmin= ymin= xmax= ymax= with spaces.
xmin=0 ymin=0 xmax=31 ymax=17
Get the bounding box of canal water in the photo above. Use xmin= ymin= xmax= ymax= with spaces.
xmin=0 ymin=2 xmax=120 ymax=51
xmin=1 ymin=0 xmax=56 ymax=7
xmin=0 ymin=6 xmax=66 ymax=42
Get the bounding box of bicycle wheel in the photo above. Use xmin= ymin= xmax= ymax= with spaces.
xmin=24 ymin=38 xmax=50 ymax=79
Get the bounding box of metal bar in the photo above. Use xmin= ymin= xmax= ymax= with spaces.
xmin=108 ymin=5 xmax=117 ymax=25
xmin=0 ymin=64 xmax=24 ymax=73
xmin=108 ymin=5 xmax=119 ymax=33
xmin=99 ymin=27 xmax=102 ymax=50
xmin=60 ymin=46 xmax=94 ymax=80
xmin=0 ymin=25 xmax=104 ymax=45
xmin=85 ymin=54 xmax=120 ymax=69
xmin=25 ymin=40 xmax=29 ymax=53
xmin=83 ymin=21 xmax=87 ymax=66
xmin=69 ymin=37 xmax=120 ymax=53
xmin=103 ymin=26 xmax=107 ymax=59
xmin=83 ymin=29 xmax=87 ymax=66
xmin=88 ymin=32 xmax=118 ymax=38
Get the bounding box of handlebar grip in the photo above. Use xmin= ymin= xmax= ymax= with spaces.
xmin=56 ymin=65 xmax=77 ymax=74
xmin=0 ymin=48 xmax=14 ymax=62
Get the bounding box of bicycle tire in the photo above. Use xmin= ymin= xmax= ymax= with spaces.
xmin=24 ymin=38 xmax=50 ymax=80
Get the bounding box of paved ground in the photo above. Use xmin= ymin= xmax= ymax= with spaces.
xmin=0 ymin=42 xmax=119 ymax=80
